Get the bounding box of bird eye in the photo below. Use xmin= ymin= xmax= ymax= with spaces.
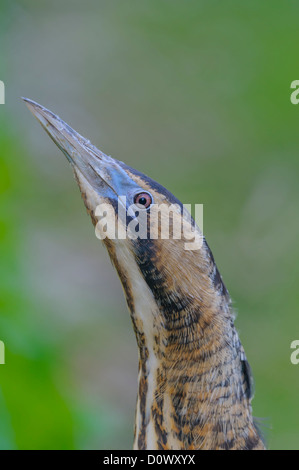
xmin=134 ymin=192 xmax=152 ymax=209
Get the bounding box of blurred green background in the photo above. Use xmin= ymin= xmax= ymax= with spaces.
xmin=0 ymin=0 xmax=299 ymax=450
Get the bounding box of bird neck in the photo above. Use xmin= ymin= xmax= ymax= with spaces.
xmin=133 ymin=294 xmax=263 ymax=450
xmin=106 ymin=237 xmax=264 ymax=450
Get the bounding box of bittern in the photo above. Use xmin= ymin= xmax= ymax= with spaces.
xmin=23 ymin=98 xmax=265 ymax=450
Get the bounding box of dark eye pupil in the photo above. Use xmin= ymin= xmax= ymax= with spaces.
xmin=138 ymin=197 xmax=147 ymax=205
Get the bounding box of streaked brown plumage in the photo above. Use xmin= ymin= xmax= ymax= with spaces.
xmin=24 ymin=98 xmax=265 ymax=450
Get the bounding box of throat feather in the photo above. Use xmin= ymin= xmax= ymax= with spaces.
xmin=106 ymin=238 xmax=264 ymax=449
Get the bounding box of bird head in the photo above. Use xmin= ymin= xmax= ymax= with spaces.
xmin=23 ymin=98 xmax=227 ymax=359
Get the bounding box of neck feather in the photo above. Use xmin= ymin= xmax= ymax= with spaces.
xmin=105 ymin=237 xmax=264 ymax=450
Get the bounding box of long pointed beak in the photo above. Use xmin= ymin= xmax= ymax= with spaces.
xmin=22 ymin=98 xmax=138 ymax=198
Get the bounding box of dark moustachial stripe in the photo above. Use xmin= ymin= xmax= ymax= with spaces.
xmin=137 ymin=333 xmax=149 ymax=450
xmin=137 ymin=371 xmax=148 ymax=449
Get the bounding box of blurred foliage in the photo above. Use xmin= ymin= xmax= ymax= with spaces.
xmin=0 ymin=0 xmax=299 ymax=449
